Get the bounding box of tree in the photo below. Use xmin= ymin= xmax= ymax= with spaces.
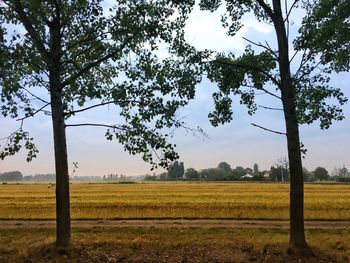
xmin=244 ymin=167 xmax=253 ymax=175
xmin=274 ymin=157 xmax=290 ymax=182
xmin=217 ymin=161 xmax=231 ymax=172
xmin=184 ymin=168 xmax=199 ymax=180
xmin=159 ymin=172 xmax=167 ymax=181
xmin=233 ymin=166 xmax=246 ymax=178
xmin=253 ymin=163 xmax=259 ymax=176
xmin=0 ymin=171 xmax=23 ymax=181
xmin=313 ymin=167 xmax=329 ymax=181
xmin=198 ymin=0 xmax=347 ymax=253
xmin=144 ymin=174 xmax=157 ymax=181
xmin=168 ymin=161 xmax=178 ymax=180
xmin=199 ymin=167 xmax=229 ymax=181
xmin=302 ymin=167 xmax=312 ymax=182
xmin=178 ymin=161 xmax=185 ymax=180
xmin=331 ymin=166 xmax=349 ymax=178
xmin=339 ymin=167 xmax=349 ymax=177
xmin=167 ymin=161 xmax=179 ymax=180
xmin=168 ymin=161 xmax=185 ymax=180
xmin=0 ymin=0 xmax=201 ymax=247
xmin=252 ymin=164 xmax=263 ymax=181
xmin=270 ymin=165 xmax=289 ymax=182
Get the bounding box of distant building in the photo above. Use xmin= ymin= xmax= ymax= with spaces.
xmin=262 ymin=171 xmax=270 ymax=178
xmin=240 ymin=174 xmax=253 ymax=179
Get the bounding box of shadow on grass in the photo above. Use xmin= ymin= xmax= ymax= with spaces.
xmin=0 ymin=227 xmax=348 ymax=263
xmin=4 ymin=241 xmax=347 ymax=263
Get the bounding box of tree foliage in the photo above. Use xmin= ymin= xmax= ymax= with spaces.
xmin=0 ymin=0 xmax=203 ymax=168
xmin=167 ymin=160 xmax=185 ymax=180
xmin=313 ymin=167 xmax=329 ymax=181
xmin=270 ymin=165 xmax=289 ymax=181
xmin=253 ymin=163 xmax=259 ymax=176
xmin=0 ymin=170 xmax=23 ymax=181
xmin=184 ymin=167 xmax=199 ymax=180
xmin=296 ymin=0 xmax=350 ymax=72
xmin=217 ymin=161 xmax=231 ymax=172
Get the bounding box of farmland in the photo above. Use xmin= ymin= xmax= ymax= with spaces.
xmin=1 ymin=182 xmax=350 ymax=262
xmin=0 ymin=182 xmax=349 ymax=220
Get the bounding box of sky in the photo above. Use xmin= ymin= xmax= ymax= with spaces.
xmin=1 ymin=2 xmax=349 ymax=177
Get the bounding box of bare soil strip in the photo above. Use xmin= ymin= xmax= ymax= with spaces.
xmin=1 ymin=219 xmax=349 ymax=229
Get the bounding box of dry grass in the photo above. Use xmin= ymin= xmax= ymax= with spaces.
xmin=0 ymin=227 xmax=349 ymax=262
xmin=0 ymin=182 xmax=349 ymax=220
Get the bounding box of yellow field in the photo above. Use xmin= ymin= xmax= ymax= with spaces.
xmin=0 ymin=182 xmax=349 ymax=220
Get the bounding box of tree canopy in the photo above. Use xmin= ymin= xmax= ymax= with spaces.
xmin=296 ymin=0 xmax=350 ymax=72
xmin=0 ymin=170 xmax=23 ymax=181
xmin=167 ymin=160 xmax=185 ymax=180
xmin=0 ymin=0 xmax=203 ymax=168
xmin=313 ymin=167 xmax=329 ymax=181
xmin=217 ymin=161 xmax=231 ymax=172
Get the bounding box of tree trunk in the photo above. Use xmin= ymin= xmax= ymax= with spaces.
xmin=50 ymin=87 xmax=71 ymax=247
xmin=281 ymin=87 xmax=310 ymax=253
xmin=271 ymin=0 xmax=311 ymax=254
xmin=49 ymin=13 xmax=71 ymax=247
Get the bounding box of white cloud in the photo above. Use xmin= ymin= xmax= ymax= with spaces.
xmin=185 ymin=7 xmax=273 ymax=52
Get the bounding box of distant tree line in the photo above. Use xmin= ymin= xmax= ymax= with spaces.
xmin=0 ymin=172 xmax=106 ymax=182
xmin=144 ymin=161 xmax=350 ymax=183
xmin=23 ymin=174 xmax=56 ymax=181
xmin=0 ymin=171 xmax=57 ymax=182
xmin=0 ymin=171 xmax=23 ymax=181
xmin=102 ymin=174 xmax=127 ymax=181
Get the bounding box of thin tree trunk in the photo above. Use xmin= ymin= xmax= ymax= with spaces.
xmin=272 ymin=0 xmax=311 ymax=254
xmin=50 ymin=88 xmax=71 ymax=247
xmin=281 ymin=86 xmax=309 ymax=252
xmin=49 ymin=12 xmax=71 ymax=247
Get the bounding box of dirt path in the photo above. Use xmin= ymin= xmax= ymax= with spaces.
xmin=1 ymin=219 xmax=349 ymax=229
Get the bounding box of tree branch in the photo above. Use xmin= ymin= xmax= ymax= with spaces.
xmin=65 ymin=123 xmax=124 ymax=129
xmin=256 ymin=0 xmax=275 ymax=20
xmin=64 ymin=101 xmax=117 ymax=116
xmin=0 ymin=120 xmax=24 ymax=154
xmin=289 ymin=49 xmax=299 ymax=63
xmin=284 ymin=0 xmax=290 ymax=40
xmin=63 ymin=40 xmax=104 ymax=67
xmin=294 ymin=53 xmax=322 ymax=81
xmin=293 ymin=49 xmax=309 ymax=78
xmin=21 ymin=87 xmax=49 ymax=104
xmin=258 ymin=105 xmax=283 ymax=111
xmin=64 ymin=99 xmax=145 ymax=116
xmin=241 ymin=84 xmax=281 ymax=99
xmin=285 ymin=0 xmax=299 ymax=22
xmin=62 ymin=45 xmax=126 ymax=87
xmin=211 ymin=59 xmax=281 ymax=87
xmin=0 ymin=120 xmax=24 ymax=141
xmin=251 ymin=122 xmax=286 ymax=135
xmin=242 ymin=37 xmax=278 ymax=59
xmin=16 ymin=103 xmax=50 ymax=121
xmin=65 ymin=32 xmax=106 ymax=51
xmin=9 ymin=0 xmax=50 ymax=61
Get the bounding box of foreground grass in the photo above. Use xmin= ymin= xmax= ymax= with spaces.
xmin=0 ymin=182 xmax=349 ymax=220
xmin=0 ymin=227 xmax=349 ymax=262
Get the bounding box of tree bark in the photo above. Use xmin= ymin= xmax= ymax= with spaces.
xmin=50 ymin=83 xmax=71 ymax=247
xmin=271 ymin=0 xmax=311 ymax=254
xmin=48 ymin=12 xmax=71 ymax=247
xmin=281 ymin=83 xmax=309 ymax=251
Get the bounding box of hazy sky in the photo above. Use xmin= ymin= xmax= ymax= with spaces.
xmin=1 ymin=2 xmax=349 ymax=176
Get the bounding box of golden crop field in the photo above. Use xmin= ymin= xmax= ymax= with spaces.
xmin=0 ymin=182 xmax=349 ymax=220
